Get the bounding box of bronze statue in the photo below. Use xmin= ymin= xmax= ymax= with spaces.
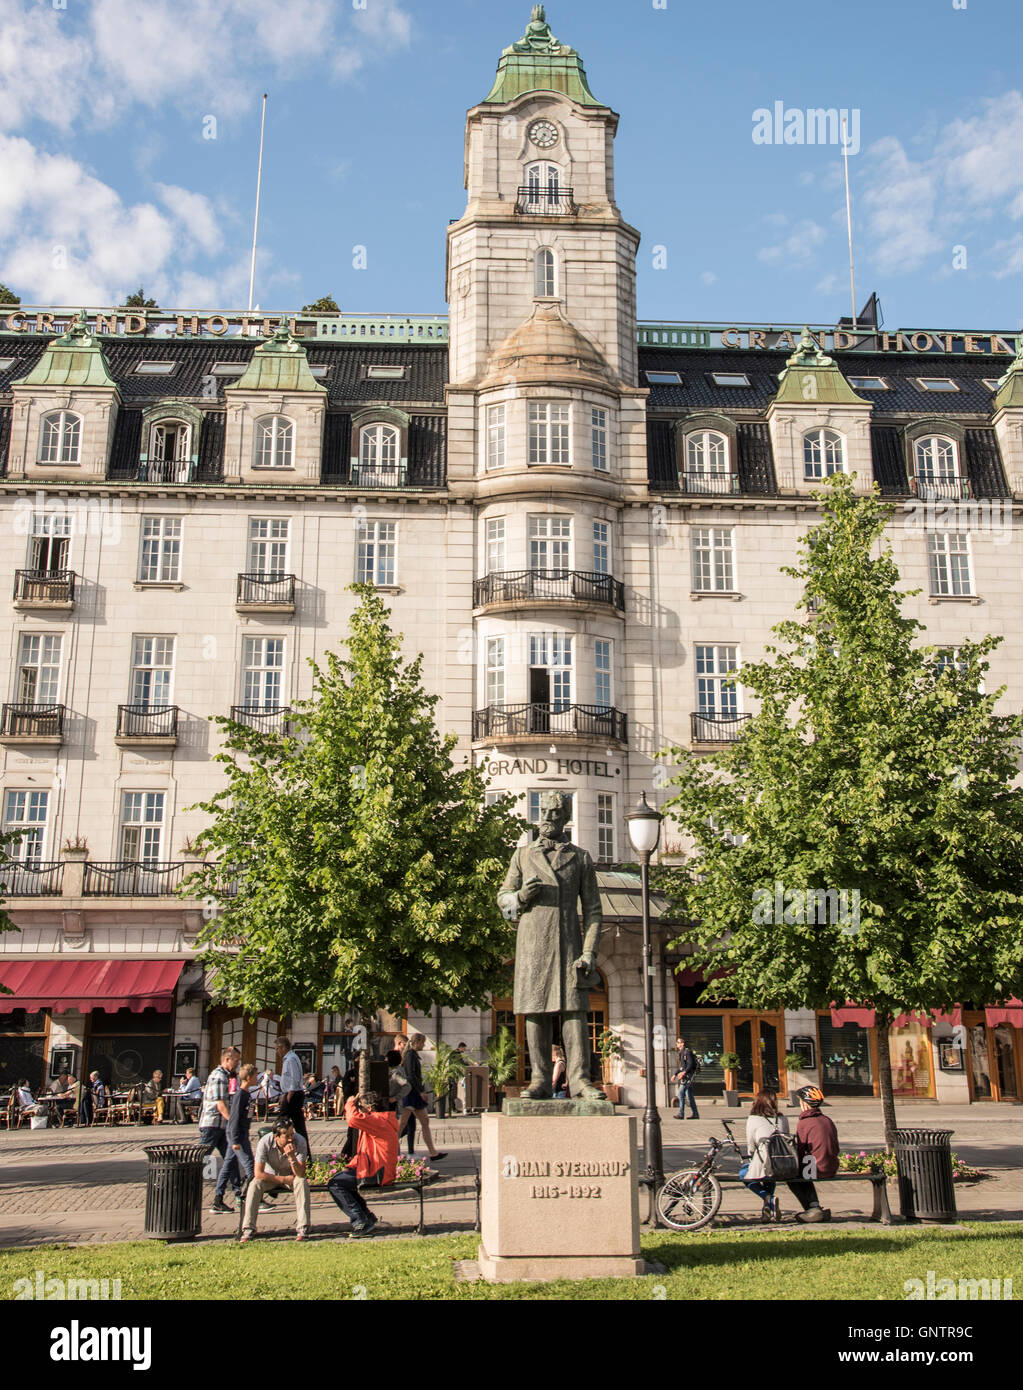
xmin=498 ymin=790 xmax=604 ymax=1100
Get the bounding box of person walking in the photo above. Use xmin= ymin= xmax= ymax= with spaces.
xmin=241 ymin=1119 xmax=310 ymax=1243
xmin=392 ymin=1035 xmax=415 ymax=1155
xmin=671 ymin=1037 xmax=700 ymax=1119
xmin=742 ymin=1091 xmax=788 ymax=1222
xmin=327 ymin=1091 xmax=400 ymax=1237
xmin=202 ymin=1046 xmax=240 ymax=1214
xmin=551 ymin=1046 xmax=568 ymax=1099
xmin=788 ymin=1085 xmax=838 ymax=1223
xmin=216 ymin=1062 xmax=258 ymax=1213
xmin=276 ymin=1035 xmax=310 ymax=1156
xmin=396 ymin=1033 xmax=446 ymax=1162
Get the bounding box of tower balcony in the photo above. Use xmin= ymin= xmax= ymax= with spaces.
xmin=515 ymin=186 xmax=577 ymax=216
xmin=473 ymin=570 xmax=624 ymax=615
xmin=473 ymin=703 xmax=627 ymax=747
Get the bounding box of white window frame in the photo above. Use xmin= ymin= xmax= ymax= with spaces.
xmin=848 ymin=376 xmax=889 ymax=391
xmin=685 ymin=430 xmax=730 ymax=480
xmin=253 ymin=415 xmax=294 ymax=470
xmin=28 ymin=509 xmax=72 ymax=572
xmin=150 ymin=419 xmax=192 ymax=468
xmin=803 ymin=428 xmax=845 ymax=480
xmin=528 ymin=633 xmax=573 ymax=707
xmin=927 ymin=532 xmax=973 ymax=597
xmin=596 ymin=792 xmax=615 ymax=864
xmin=119 ymin=791 xmax=165 ymax=864
xmin=485 ymin=518 xmax=506 ymax=575
xmin=247 ymin=517 xmax=290 ymax=576
xmin=528 ymin=402 xmax=571 ymax=466
xmin=138 ymin=517 xmax=182 ymax=583
xmin=359 ymin=423 xmax=400 ymax=481
xmin=2 ymin=790 xmax=50 ymax=863
xmin=486 ymin=637 xmax=505 ymax=707
xmin=534 ymin=248 xmax=557 ymax=297
xmin=356 ymin=520 xmax=397 ymax=586
xmin=695 ymin=644 xmax=740 ymax=715
xmin=591 ymin=408 xmax=609 ymax=472
xmin=242 ymin=637 xmax=286 ymax=710
xmin=528 ymin=515 xmax=572 ymax=572
xmin=915 ymin=378 xmax=960 ymax=393
xmin=592 ymin=521 xmax=610 ymax=576
xmin=485 ymin=404 xmax=506 ymax=471
xmin=524 ymin=162 xmax=566 ymax=214
xmin=710 ymin=372 xmax=751 ymax=388
xmin=594 ymin=639 xmax=613 ymax=709
xmin=691 ymin=526 xmax=736 ymax=593
xmin=130 ymin=636 xmax=175 ymax=708
xmin=16 ymin=633 xmax=62 ymax=704
xmin=914 ymin=435 xmax=960 ymax=484
xmin=38 ymin=411 xmax=82 ymax=466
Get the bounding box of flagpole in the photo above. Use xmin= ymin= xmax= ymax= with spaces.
xmin=842 ymin=115 xmax=857 ymax=331
xmin=248 ymin=94 xmax=268 ymax=315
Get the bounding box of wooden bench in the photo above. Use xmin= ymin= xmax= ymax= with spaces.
xmin=641 ymin=1169 xmax=893 ymax=1226
xmin=232 ymin=1173 xmax=481 ymax=1238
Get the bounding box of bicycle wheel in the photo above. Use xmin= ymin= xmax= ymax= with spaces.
xmin=656 ymin=1168 xmax=722 ymax=1231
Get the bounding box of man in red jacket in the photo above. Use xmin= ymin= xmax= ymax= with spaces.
xmin=327 ymin=1091 xmax=399 ymax=1237
xmin=787 ymin=1085 xmax=839 ymax=1223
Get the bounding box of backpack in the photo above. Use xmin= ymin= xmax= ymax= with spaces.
xmin=689 ymin=1054 xmax=701 ymax=1077
xmin=759 ymin=1127 xmax=800 ymax=1180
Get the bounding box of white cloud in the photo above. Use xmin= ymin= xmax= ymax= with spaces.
xmin=756 ymin=219 xmax=827 ymax=267
xmin=155 ymin=184 xmax=223 ymax=257
xmin=699 ymin=270 xmax=717 ymax=286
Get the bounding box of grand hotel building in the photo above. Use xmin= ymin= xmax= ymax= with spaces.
xmin=1 ymin=8 xmax=1022 ymax=1109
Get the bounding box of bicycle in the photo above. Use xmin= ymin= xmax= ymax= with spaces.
xmin=656 ymin=1119 xmax=746 ymax=1231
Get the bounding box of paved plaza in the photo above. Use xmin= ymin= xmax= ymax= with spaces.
xmin=0 ymin=1100 xmax=1019 ymax=1250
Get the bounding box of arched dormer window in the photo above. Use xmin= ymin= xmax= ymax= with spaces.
xmin=803 ymin=428 xmax=845 ymax=479
xmin=254 ymin=414 xmax=294 ymax=469
xmin=914 ymin=435 xmax=961 ymax=499
xmin=38 ymin=410 xmax=81 ymax=465
xmin=534 ymin=248 xmax=557 ymax=298
xmin=349 ymin=406 xmax=409 ymax=488
xmin=684 ymin=429 xmax=731 ymax=494
xmin=149 ymin=418 xmax=191 ymax=481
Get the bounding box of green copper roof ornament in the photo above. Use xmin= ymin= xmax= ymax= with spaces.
xmin=772 ymin=325 xmax=867 ymax=407
xmin=483 ymin=5 xmax=603 ymax=106
xmin=226 ymin=320 xmax=325 ymax=393
xmin=786 ymin=325 xmax=836 ymax=370
xmin=993 ymin=336 xmax=1023 ymax=411
xmin=14 ymin=307 xmax=118 ymax=389
xmin=56 ymin=307 xmax=95 ymax=345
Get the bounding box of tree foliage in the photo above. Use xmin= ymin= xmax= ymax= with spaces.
xmin=121 ymin=288 xmax=158 ymax=308
xmin=0 ymin=284 xmax=20 ymax=305
xmin=301 ymin=294 xmax=340 ymax=313
xmin=186 ymin=588 xmax=522 ymax=1020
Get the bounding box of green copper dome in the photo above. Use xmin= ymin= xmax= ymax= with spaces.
xmin=16 ymin=308 xmax=117 ymax=389
xmin=226 ymin=322 xmax=325 ymax=394
xmin=483 ymin=6 xmax=602 ymax=107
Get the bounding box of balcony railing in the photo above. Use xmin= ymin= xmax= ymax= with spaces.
xmin=13 ymin=569 xmax=76 ymax=604
xmin=348 ymin=462 xmax=408 ymax=489
xmin=691 ymin=711 xmax=752 ymax=743
xmin=910 ymin=476 xmax=972 ymax=501
xmin=473 ymin=570 xmax=625 ymax=612
xmin=515 ymin=185 xmax=577 ymax=215
xmin=138 ymin=458 xmax=196 ymax=484
xmin=0 ymin=860 xmax=65 ymax=896
xmin=1 ymin=703 xmax=65 ymax=739
xmin=116 ymin=704 xmax=179 ymax=739
xmin=681 ymin=471 xmax=740 ymax=496
xmin=236 ymin=573 xmax=296 ymax=607
xmin=473 ymin=703 xmax=627 ymax=743
xmin=83 ymin=861 xmax=188 ymax=897
xmin=230 ymin=705 xmax=292 ymax=735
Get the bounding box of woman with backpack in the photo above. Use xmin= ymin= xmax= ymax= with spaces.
xmin=742 ymin=1091 xmax=791 ymax=1223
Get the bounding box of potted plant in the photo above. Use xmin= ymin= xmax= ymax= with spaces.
xmin=425 ymin=1041 xmax=465 ymax=1120
xmin=595 ymin=1027 xmax=623 ymax=1103
xmin=485 ymin=1026 xmax=520 ymax=1111
xmin=61 ymin=837 xmax=88 ymax=857
xmin=719 ymin=1051 xmax=741 ymax=1107
xmin=784 ymin=1051 xmax=805 ymax=1107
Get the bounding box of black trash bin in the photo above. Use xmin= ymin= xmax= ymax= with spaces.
xmin=143 ymin=1143 xmax=206 ymax=1240
xmin=893 ymin=1128 xmax=957 ymax=1223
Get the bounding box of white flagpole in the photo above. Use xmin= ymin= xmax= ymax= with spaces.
xmin=842 ymin=116 xmax=857 ymax=331
xmin=248 ymin=94 xmax=268 ymax=315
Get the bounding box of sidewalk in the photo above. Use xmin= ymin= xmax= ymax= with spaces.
xmin=0 ymin=1103 xmax=1018 ymax=1250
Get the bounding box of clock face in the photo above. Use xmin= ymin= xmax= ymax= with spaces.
xmin=528 ymin=119 xmax=559 ymax=149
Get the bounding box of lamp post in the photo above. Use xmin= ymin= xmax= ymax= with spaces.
xmin=626 ymin=790 xmax=664 ymax=1191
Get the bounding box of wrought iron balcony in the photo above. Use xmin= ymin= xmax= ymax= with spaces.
xmin=236 ymin=572 xmax=296 ymax=609
xmin=515 ymin=185 xmax=577 ymax=215
xmin=0 ymin=861 xmax=65 ymax=896
xmin=13 ymin=569 xmax=76 ymax=606
xmin=230 ymin=705 xmax=292 ymax=735
xmin=473 ymin=570 xmax=625 ymax=612
xmin=910 ymin=475 xmax=972 ymax=501
xmin=681 ymin=471 xmax=740 ymax=496
xmin=138 ymin=458 xmax=196 ymax=484
xmin=473 ymin=703 xmax=627 ymax=744
xmin=347 ymin=462 xmax=408 ymax=489
xmin=0 ymin=703 xmax=65 ymax=741
xmin=691 ymin=711 xmax=752 ymax=743
xmin=116 ymin=704 xmax=179 ymax=742
xmin=82 ymin=861 xmax=188 ymax=897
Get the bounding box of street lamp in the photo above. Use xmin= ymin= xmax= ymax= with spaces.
xmin=626 ymin=791 xmax=664 ymax=1192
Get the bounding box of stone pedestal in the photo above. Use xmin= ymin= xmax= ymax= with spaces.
xmin=478 ymin=1109 xmax=645 ymax=1282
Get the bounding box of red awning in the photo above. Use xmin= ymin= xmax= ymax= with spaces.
xmin=0 ymin=959 xmax=185 ymax=1014
xmin=829 ymin=1004 xmax=876 ymax=1027
xmin=985 ymin=998 xmax=1023 ymax=1029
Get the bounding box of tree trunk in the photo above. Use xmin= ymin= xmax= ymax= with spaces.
xmin=874 ymin=1018 xmax=899 ymax=1152
xmin=358 ymin=1010 xmax=373 ymax=1094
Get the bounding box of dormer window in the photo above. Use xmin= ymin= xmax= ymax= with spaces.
xmin=38 ymin=410 xmax=82 ymax=465
xmin=534 ymin=248 xmax=557 ymax=297
xmin=359 ymin=423 xmax=400 ymax=485
xmin=254 ymin=414 xmax=294 ymax=470
xmin=803 ymin=428 xmax=845 ymax=479
xmin=683 ymin=429 xmax=731 ymax=493
xmin=364 ymin=365 xmax=408 ymax=381
xmin=914 ymin=435 xmax=964 ymax=500
xmin=135 ymin=361 xmax=177 ymax=376
xmin=150 ymin=420 xmax=191 ymax=480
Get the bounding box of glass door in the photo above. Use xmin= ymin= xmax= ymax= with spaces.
xmin=733 ymin=1019 xmax=755 ymax=1094
xmin=994 ymin=1025 xmax=1019 ymax=1100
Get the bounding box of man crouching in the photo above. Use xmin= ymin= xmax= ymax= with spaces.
xmin=240 ymin=1118 xmax=310 ymax=1243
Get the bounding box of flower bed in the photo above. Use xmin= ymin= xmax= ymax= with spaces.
xmin=306 ymin=1153 xmax=433 ymax=1186
xmin=838 ymin=1149 xmax=986 ymax=1182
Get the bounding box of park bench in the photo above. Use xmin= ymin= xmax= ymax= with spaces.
xmin=640 ymin=1169 xmax=893 ymax=1226
xmin=232 ymin=1173 xmax=481 ymax=1239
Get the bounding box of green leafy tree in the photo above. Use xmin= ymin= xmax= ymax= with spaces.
xmin=186 ymin=587 xmax=522 ymax=1070
xmin=658 ymin=476 xmax=1023 ymax=1147
xmin=302 ymin=294 xmax=340 ymax=313
xmin=121 ymin=288 xmax=157 ymax=308
xmin=0 ymin=284 xmax=20 ymax=305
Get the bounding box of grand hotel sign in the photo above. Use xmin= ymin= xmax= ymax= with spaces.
xmin=637 ymin=323 xmax=1021 ymax=356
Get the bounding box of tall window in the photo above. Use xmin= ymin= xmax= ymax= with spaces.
xmin=248 ymin=518 xmax=289 ymax=575
xmin=486 ymin=518 xmax=506 ymax=574
xmin=691 ymin=526 xmax=735 ymax=592
xmin=534 ymin=248 xmax=556 ymax=297
xmin=356 ymin=521 xmax=396 ymax=586
xmin=594 ymin=639 xmax=613 ymax=709
xmin=486 ymin=405 xmax=506 ymax=471
xmin=38 ymin=411 xmax=81 ymax=465
xmin=243 ymin=637 xmax=285 ymax=709
xmin=139 ymin=518 xmax=182 ymax=582
xmin=130 ymin=637 xmax=175 ymax=707
xmin=29 ymin=510 xmax=71 ymax=572
xmin=927 ymin=532 xmax=973 ymax=597
xmin=360 ymin=423 xmax=399 ymax=480
xmin=915 ymin=436 xmax=960 ymax=487
xmin=528 ymin=633 xmax=572 ymax=707
xmin=17 ymin=634 xmax=62 ymax=704
xmin=803 ymin=429 xmax=845 ymax=479
xmin=685 ymin=431 xmax=730 ymax=487
xmin=120 ymin=792 xmax=165 ymax=863
xmin=254 ymin=415 xmax=294 ymax=469
xmin=3 ymin=790 xmax=49 ymax=863
xmin=150 ymin=420 xmax=191 ymax=476
xmin=529 ymin=515 xmax=571 ymax=571
xmin=696 ymin=644 xmax=739 ymax=715
xmin=528 ymin=402 xmax=571 ymax=465
xmin=592 ymin=521 xmax=610 ymax=575
xmin=597 ymin=793 xmax=615 ymax=864
xmin=524 ymin=162 xmax=565 ymax=213
xmin=486 ymin=637 xmax=505 ymax=706
xmin=591 ymin=408 xmax=608 ymax=472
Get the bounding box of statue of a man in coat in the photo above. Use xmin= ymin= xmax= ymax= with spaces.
xmin=498 ymin=790 xmax=605 ymax=1101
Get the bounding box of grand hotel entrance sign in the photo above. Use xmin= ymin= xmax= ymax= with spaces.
xmin=636 ymin=322 xmax=1021 ymax=356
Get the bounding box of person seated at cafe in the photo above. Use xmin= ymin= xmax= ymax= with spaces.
xmin=16 ymin=1079 xmax=39 ymax=1118
xmin=168 ymin=1067 xmax=203 ymax=1122
xmin=89 ymin=1071 xmax=107 ymax=1116
xmin=141 ymin=1069 xmax=166 ymax=1123
xmin=303 ymin=1072 xmax=326 ymax=1105
xmin=47 ymin=1071 xmax=75 ymax=1122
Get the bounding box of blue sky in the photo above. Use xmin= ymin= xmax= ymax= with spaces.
xmin=2 ymin=0 xmax=1023 ymax=330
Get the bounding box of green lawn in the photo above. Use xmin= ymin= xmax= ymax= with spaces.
xmin=2 ymin=1225 xmax=1020 ymax=1301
